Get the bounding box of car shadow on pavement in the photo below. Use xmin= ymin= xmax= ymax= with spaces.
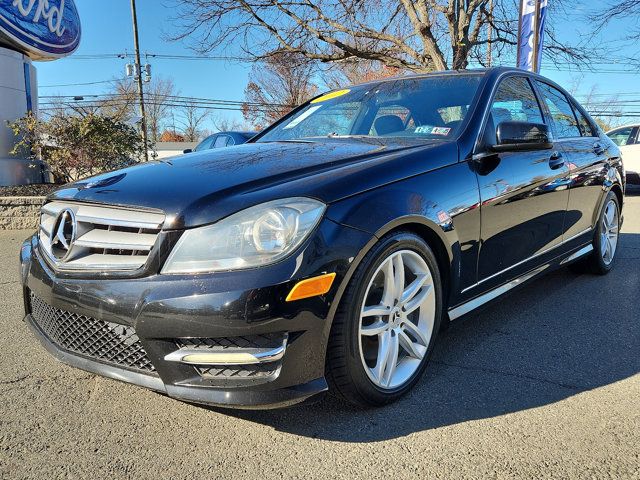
xmin=205 ymin=231 xmax=640 ymax=442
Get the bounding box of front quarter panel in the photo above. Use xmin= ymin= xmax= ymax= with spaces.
xmin=325 ymin=161 xmax=481 ymax=306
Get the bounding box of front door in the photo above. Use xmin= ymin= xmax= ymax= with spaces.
xmin=474 ymin=75 xmax=570 ymax=284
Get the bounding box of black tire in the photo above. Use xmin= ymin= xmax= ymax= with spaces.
xmin=569 ymin=191 xmax=620 ymax=275
xmin=325 ymin=231 xmax=444 ymax=407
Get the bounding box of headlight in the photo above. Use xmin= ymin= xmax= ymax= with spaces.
xmin=161 ymin=197 xmax=325 ymax=274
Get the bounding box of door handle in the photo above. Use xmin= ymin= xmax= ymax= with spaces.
xmin=593 ymin=142 xmax=605 ymax=155
xmin=549 ymin=151 xmax=564 ymax=170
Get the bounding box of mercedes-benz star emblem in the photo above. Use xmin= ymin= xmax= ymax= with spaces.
xmin=50 ymin=209 xmax=77 ymax=261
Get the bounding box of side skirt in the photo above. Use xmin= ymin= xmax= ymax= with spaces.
xmin=448 ymin=244 xmax=594 ymax=321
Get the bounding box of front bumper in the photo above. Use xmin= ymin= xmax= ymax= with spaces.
xmin=20 ymin=218 xmax=372 ymax=409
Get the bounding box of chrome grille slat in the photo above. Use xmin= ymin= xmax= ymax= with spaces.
xmin=74 ymin=230 xmax=157 ymax=251
xmin=38 ymin=201 xmax=165 ymax=273
xmin=53 ymin=254 xmax=150 ymax=270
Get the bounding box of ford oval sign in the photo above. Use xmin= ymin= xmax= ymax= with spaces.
xmin=0 ymin=0 xmax=81 ymax=60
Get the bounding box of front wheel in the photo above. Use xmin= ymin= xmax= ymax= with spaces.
xmin=326 ymin=232 xmax=443 ymax=407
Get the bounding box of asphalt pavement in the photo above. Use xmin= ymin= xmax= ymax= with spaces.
xmin=0 ymin=191 xmax=638 ymax=479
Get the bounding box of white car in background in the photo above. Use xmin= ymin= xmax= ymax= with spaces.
xmin=606 ymin=125 xmax=640 ymax=184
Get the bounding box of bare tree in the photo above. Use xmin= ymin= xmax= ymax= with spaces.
xmin=95 ymin=79 xmax=137 ymax=122
xmin=321 ymin=60 xmax=405 ymax=90
xmin=179 ymin=103 xmax=210 ymax=141
xmin=170 ymin=0 xmax=588 ymax=72
xmin=593 ymin=1 xmax=640 ymax=40
xmin=144 ymin=78 xmax=177 ymax=143
xmin=211 ymin=115 xmax=248 ymax=132
xmin=103 ymin=78 xmax=177 ymax=142
xmin=242 ymin=52 xmax=318 ymax=128
xmin=569 ymin=80 xmax=625 ymax=132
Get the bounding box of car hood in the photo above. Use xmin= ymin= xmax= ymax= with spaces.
xmin=50 ymin=138 xmax=457 ymax=228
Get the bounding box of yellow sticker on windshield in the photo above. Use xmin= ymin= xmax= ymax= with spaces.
xmin=311 ymin=89 xmax=351 ymax=103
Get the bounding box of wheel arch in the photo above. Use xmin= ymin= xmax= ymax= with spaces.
xmin=326 ymin=216 xmax=457 ymax=336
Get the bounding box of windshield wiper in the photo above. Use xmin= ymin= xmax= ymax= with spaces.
xmin=258 ymin=139 xmax=316 ymax=144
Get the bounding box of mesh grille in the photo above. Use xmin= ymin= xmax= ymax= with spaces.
xmin=177 ymin=333 xmax=284 ymax=350
xmin=177 ymin=334 xmax=285 ymax=380
xmin=196 ymin=363 xmax=278 ymax=379
xmin=29 ymin=292 xmax=156 ymax=373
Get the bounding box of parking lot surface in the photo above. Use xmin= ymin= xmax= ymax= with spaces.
xmin=1 ymin=193 xmax=638 ymax=479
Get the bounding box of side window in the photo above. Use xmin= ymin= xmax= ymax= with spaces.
xmin=213 ymin=135 xmax=230 ymax=148
xmin=535 ymin=82 xmax=581 ymax=138
xmin=195 ymin=136 xmax=215 ymax=151
xmin=490 ymin=77 xmax=544 ymax=129
xmin=485 ymin=76 xmax=544 ymax=144
xmin=607 ymin=127 xmax=634 ymax=146
xmin=571 ymin=101 xmax=597 ymax=137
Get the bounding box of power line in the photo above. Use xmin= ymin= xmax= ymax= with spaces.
xmin=40 ymin=79 xmax=120 ymax=88
xmin=63 ymin=52 xmax=247 ymax=61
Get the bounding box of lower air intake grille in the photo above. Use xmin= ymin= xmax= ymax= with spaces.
xmin=177 ymin=334 xmax=285 ymax=381
xmin=29 ymin=292 xmax=156 ymax=373
xmin=195 ymin=363 xmax=279 ymax=380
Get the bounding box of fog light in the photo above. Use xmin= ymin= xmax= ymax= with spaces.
xmin=181 ymin=352 xmax=257 ymax=365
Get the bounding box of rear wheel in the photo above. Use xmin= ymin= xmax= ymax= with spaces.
xmin=326 ymin=232 xmax=443 ymax=407
xmin=569 ymin=191 xmax=620 ymax=275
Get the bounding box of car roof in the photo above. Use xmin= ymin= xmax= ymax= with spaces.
xmin=343 ymin=66 xmax=538 ymax=88
xmin=206 ymin=131 xmax=257 ymax=137
xmin=605 ymin=124 xmax=640 ymax=133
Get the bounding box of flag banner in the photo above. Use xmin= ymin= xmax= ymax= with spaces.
xmin=517 ymin=0 xmax=548 ymax=73
xmin=535 ymin=0 xmax=548 ymax=71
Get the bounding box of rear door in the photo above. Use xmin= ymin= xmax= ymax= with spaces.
xmin=534 ymin=81 xmax=609 ymax=243
xmin=474 ymin=75 xmax=570 ymax=285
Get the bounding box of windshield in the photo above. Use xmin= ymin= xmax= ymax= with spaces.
xmin=257 ymin=74 xmax=483 ymax=143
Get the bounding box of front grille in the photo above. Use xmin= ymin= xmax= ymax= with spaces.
xmin=38 ymin=201 xmax=165 ymax=273
xmin=29 ymin=292 xmax=156 ymax=373
xmin=177 ymin=334 xmax=285 ymax=381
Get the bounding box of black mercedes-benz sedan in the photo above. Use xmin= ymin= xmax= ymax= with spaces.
xmin=20 ymin=67 xmax=625 ymax=409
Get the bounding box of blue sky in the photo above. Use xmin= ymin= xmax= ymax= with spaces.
xmin=35 ymin=0 xmax=640 ymax=132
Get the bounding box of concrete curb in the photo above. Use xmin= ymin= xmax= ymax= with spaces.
xmin=0 ymin=196 xmax=45 ymax=230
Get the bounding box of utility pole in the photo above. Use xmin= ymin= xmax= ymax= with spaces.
xmin=516 ymin=0 xmax=524 ymax=68
xmin=130 ymin=0 xmax=149 ymax=161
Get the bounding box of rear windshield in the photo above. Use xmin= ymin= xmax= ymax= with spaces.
xmin=257 ymin=74 xmax=483 ymax=142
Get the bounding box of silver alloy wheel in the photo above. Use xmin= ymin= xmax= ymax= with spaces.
xmin=601 ymin=199 xmax=619 ymax=265
xmin=358 ymin=250 xmax=436 ymax=389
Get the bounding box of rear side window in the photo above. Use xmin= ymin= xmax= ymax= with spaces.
xmin=490 ymin=76 xmax=544 ymax=130
xmin=214 ymin=135 xmax=231 ymax=148
xmin=571 ymin=102 xmax=597 ymax=137
xmin=536 ymin=82 xmax=581 ymax=139
xmin=607 ymin=127 xmax=635 ymax=146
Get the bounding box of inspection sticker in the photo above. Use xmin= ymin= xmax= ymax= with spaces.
xmin=415 ymin=126 xmax=452 ymax=135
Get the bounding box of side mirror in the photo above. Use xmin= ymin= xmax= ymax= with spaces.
xmin=490 ymin=121 xmax=553 ymax=152
xmin=183 ymin=148 xmax=193 ymax=154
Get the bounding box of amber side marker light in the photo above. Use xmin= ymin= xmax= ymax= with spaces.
xmin=286 ymin=273 xmax=336 ymax=302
